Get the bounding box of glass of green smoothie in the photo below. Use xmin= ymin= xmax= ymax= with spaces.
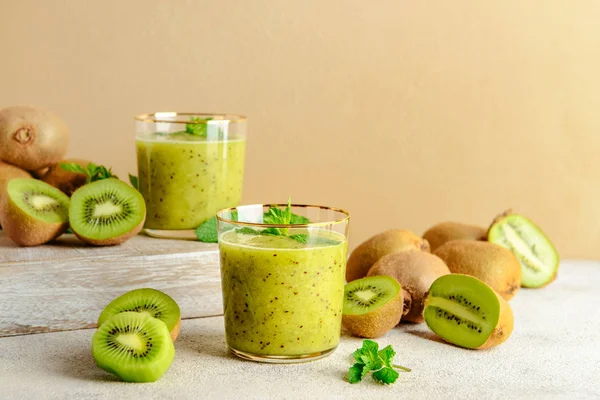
xmin=135 ymin=112 xmax=246 ymax=239
xmin=217 ymin=203 xmax=350 ymax=363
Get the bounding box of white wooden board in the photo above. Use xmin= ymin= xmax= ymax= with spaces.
xmin=0 ymin=232 xmax=222 ymax=337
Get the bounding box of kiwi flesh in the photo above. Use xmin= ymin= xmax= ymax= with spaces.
xmin=98 ymin=288 xmax=181 ymax=341
xmin=69 ymin=178 xmax=146 ymax=245
xmin=42 ymin=159 xmax=91 ymax=196
xmin=434 ymin=240 xmax=521 ymax=301
xmin=342 ymin=276 xmax=403 ymax=338
xmin=367 ymin=250 xmax=450 ymax=323
xmin=346 ymin=229 xmax=430 ymax=282
xmin=423 ymin=221 xmax=487 ymax=252
xmin=488 ymin=211 xmax=559 ymax=288
xmin=0 ymin=161 xmax=33 ymax=227
xmin=423 ymin=274 xmax=514 ymax=350
xmin=92 ymin=311 xmax=175 ymax=382
xmin=0 ymin=178 xmax=70 ymax=246
xmin=0 ymin=106 xmax=69 ymax=171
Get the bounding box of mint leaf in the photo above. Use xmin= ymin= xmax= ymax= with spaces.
xmin=289 ymin=234 xmax=308 ymax=244
xmin=290 ymin=214 xmax=310 ymax=224
xmin=348 ymin=363 xmax=365 ymax=384
xmin=195 ymin=216 xmax=218 ymax=243
xmin=372 ymin=367 xmax=399 ymax=385
xmin=186 ymin=116 xmax=212 ymax=137
xmin=378 ymin=345 xmax=396 ymax=368
xmin=60 ymin=163 xmax=88 ymax=175
xmin=59 ymin=162 xmax=117 ymax=183
xmin=129 ymin=174 xmax=138 ymax=189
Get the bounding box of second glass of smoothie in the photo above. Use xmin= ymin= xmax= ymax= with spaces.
xmin=217 ymin=204 xmax=350 ymax=363
xmin=135 ymin=112 xmax=246 ymax=239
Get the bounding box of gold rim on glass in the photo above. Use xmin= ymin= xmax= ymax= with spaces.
xmin=135 ymin=112 xmax=247 ymax=124
xmin=216 ymin=204 xmax=350 ymax=228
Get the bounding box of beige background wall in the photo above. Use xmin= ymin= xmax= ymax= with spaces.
xmin=1 ymin=0 xmax=599 ymax=258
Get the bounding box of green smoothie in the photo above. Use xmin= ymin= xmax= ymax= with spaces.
xmin=136 ymin=132 xmax=245 ymax=230
xmin=219 ymin=229 xmax=348 ymax=357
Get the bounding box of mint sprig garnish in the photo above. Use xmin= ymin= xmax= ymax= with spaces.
xmin=60 ymin=162 xmax=118 ymax=184
xmin=347 ymin=340 xmax=411 ymax=385
xmin=185 ymin=116 xmax=213 ymax=137
xmin=128 ymin=174 xmax=138 ymax=189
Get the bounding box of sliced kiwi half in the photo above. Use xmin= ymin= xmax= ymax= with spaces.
xmin=342 ymin=275 xmax=403 ymax=338
xmin=98 ymin=288 xmax=181 ymax=341
xmin=69 ymin=178 xmax=146 ymax=245
xmin=92 ymin=311 xmax=175 ymax=382
xmin=0 ymin=178 xmax=70 ymax=246
xmin=423 ymin=274 xmax=514 ymax=350
xmin=488 ymin=212 xmax=559 ymax=288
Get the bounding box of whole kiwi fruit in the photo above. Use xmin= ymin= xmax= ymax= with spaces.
xmin=0 ymin=160 xmax=33 ymax=199
xmin=42 ymin=159 xmax=91 ymax=196
xmin=434 ymin=240 xmax=522 ymax=301
xmin=367 ymin=250 xmax=450 ymax=323
xmin=0 ymin=106 xmax=69 ymax=171
xmin=423 ymin=221 xmax=487 ymax=252
xmin=346 ymin=229 xmax=430 ymax=282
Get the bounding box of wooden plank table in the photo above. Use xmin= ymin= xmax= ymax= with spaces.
xmin=0 ymin=232 xmax=222 ymax=337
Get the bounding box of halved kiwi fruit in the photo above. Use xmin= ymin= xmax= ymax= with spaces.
xmin=423 ymin=274 xmax=514 ymax=350
xmin=92 ymin=311 xmax=175 ymax=382
xmin=69 ymin=178 xmax=146 ymax=245
xmin=423 ymin=221 xmax=487 ymax=252
xmin=488 ymin=211 xmax=559 ymax=288
xmin=0 ymin=178 xmax=70 ymax=246
xmin=98 ymin=288 xmax=181 ymax=341
xmin=346 ymin=229 xmax=430 ymax=282
xmin=342 ymin=275 xmax=403 ymax=338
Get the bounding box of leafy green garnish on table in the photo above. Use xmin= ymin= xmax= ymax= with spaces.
xmin=185 ymin=116 xmax=213 ymax=137
xmin=347 ymin=340 xmax=411 ymax=385
xmin=195 ymin=199 xmax=312 ymax=244
xmin=60 ymin=162 xmax=118 ymax=183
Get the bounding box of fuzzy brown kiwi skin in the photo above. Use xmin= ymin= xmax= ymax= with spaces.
xmin=0 ymin=106 xmax=69 ymax=171
xmin=346 ymin=229 xmax=430 ymax=282
xmin=423 ymin=222 xmax=487 ymax=252
xmin=434 ymin=240 xmax=522 ymax=301
xmin=367 ymin=250 xmax=450 ymax=323
xmin=342 ymin=291 xmax=403 ymax=338
xmin=42 ymin=159 xmax=91 ymax=196
xmin=73 ymin=217 xmax=145 ymax=246
xmin=169 ymin=318 xmax=181 ymax=341
xmin=0 ymin=160 xmax=33 ymax=215
xmin=0 ymin=189 xmax=68 ymax=246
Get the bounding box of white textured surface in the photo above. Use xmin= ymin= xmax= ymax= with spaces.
xmin=1 ymin=260 xmax=599 ymax=399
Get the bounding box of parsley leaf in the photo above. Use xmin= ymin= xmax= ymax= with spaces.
xmin=346 ymin=340 xmax=410 ymax=385
xmin=59 ymin=162 xmax=118 ymax=184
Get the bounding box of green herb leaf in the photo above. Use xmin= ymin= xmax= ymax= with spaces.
xmin=185 ymin=116 xmax=213 ymax=137
xmin=348 ymin=363 xmax=365 ymax=384
xmin=129 ymin=174 xmax=138 ymax=190
xmin=347 ymin=340 xmax=410 ymax=386
xmin=290 ymin=214 xmax=310 ymax=224
xmin=59 ymin=162 xmax=117 ymax=184
xmin=372 ymin=367 xmax=400 ymax=385
xmin=195 ymin=216 xmax=218 ymax=243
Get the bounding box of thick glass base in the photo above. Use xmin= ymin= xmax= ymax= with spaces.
xmin=143 ymin=228 xmax=199 ymax=240
xmin=229 ymin=345 xmax=337 ymax=364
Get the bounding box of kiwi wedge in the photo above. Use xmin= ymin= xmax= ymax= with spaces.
xmin=69 ymin=178 xmax=146 ymax=245
xmin=0 ymin=178 xmax=70 ymax=246
xmin=423 ymin=274 xmax=514 ymax=350
xmin=342 ymin=276 xmax=403 ymax=338
xmin=346 ymin=229 xmax=430 ymax=282
xmin=98 ymin=288 xmax=181 ymax=341
xmin=423 ymin=222 xmax=487 ymax=252
xmin=434 ymin=240 xmax=522 ymax=301
xmin=92 ymin=311 xmax=175 ymax=382
xmin=488 ymin=212 xmax=559 ymax=288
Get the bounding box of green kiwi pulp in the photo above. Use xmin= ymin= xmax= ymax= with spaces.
xmin=98 ymin=288 xmax=181 ymax=341
xmin=342 ymin=276 xmax=403 ymax=338
xmin=423 ymin=274 xmax=501 ymax=349
xmin=92 ymin=311 xmax=175 ymax=382
xmin=0 ymin=178 xmax=70 ymax=246
xmin=488 ymin=213 xmax=559 ymax=288
xmin=69 ymin=178 xmax=146 ymax=245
